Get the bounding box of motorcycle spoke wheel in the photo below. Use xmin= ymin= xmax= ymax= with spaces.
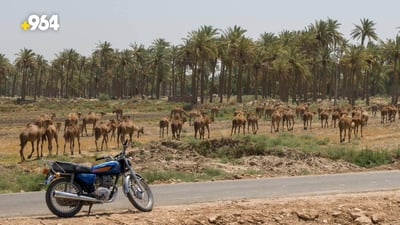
xmin=127 ymin=176 xmax=153 ymax=212
xmin=45 ymin=178 xmax=83 ymax=217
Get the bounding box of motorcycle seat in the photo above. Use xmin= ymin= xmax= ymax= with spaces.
xmin=52 ymin=161 xmax=92 ymax=173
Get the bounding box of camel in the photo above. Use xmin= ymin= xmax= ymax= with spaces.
xmin=371 ymin=104 xmax=378 ymax=117
xmin=295 ymin=104 xmax=308 ymax=119
xmin=188 ymin=109 xmax=200 ymax=126
xmin=117 ymin=118 xmax=143 ymax=146
xmin=194 ymin=115 xmax=205 ymax=139
xmin=210 ymin=106 xmax=219 ymax=121
xmin=339 ymin=114 xmax=352 ymax=143
xmin=331 ymin=110 xmax=340 ymax=128
xmin=270 ymin=110 xmax=281 ymax=133
xmin=170 ymin=107 xmax=188 ymax=119
xmin=320 ymin=111 xmax=329 ymax=128
xmin=82 ymin=111 xmax=106 ymax=136
xmin=231 ymin=113 xmax=246 ymax=135
xmin=381 ymin=106 xmax=388 ymax=124
xmin=55 ymin=122 xmax=62 ymax=133
xmin=112 ymin=107 xmax=123 ymax=120
xmin=388 ymin=105 xmax=397 ymax=123
xmin=43 ymin=119 xmax=59 ymax=156
xmin=246 ymin=113 xmax=259 ymax=134
xmin=265 ymin=105 xmax=275 ymax=120
xmin=159 ymin=117 xmax=169 ymax=137
xmin=303 ymin=111 xmax=313 ymax=130
xmin=282 ymin=109 xmax=294 ymax=131
xmin=19 ymin=123 xmax=43 ymax=162
xmin=64 ymin=112 xmax=81 ymax=132
xmin=255 ymin=104 xmax=265 ymax=119
xmin=108 ymin=119 xmax=118 ymax=142
xmin=352 ymin=111 xmax=363 ymax=138
xmin=193 ymin=113 xmax=211 ymax=140
xmin=170 ymin=115 xmax=186 ymax=140
xmin=362 ymin=111 xmax=369 ymax=127
xmin=94 ymin=120 xmax=113 ymax=151
xmin=63 ymin=123 xmax=81 ymax=155
xmin=117 ymin=118 xmax=134 ymax=147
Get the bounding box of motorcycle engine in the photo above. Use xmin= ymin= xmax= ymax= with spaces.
xmin=94 ymin=176 xmax=114 ymax=200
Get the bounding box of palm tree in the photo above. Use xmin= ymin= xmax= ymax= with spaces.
xmin=115 ymin=49 xmax=132 ymax=98
xmin=93 ymin=41 xmax=114 ymax=97
xmin=184 ymin=25 xmax=218 ymax=103
xmin=351 ymin=18 xmax=378 ymax=48
xmin=257 ymin=32 xmax=280 ymax=99
xmin=341 ymin=45 xmax=369 ymax=105
xmin=0 ymin=54 xmax=10 ymax=95
xmin=34 ymin=55 xmax=48 ymax=99
xmin=130 ymin=42 xmax=148 ymax=98
xmin=233 ymin=36 xmax=254 ymax=102
xmin=150 ymin=38 xmax=170 ymax=99
xmin=381 ymin=35 xmax=400 ymax=104
xmin=221 ymin=25 xmax=247 ymax=101
xmin=63 ymin=49 xmax=79 ymax=98
xmin=15 ymin=48 xmax=36 ymax=101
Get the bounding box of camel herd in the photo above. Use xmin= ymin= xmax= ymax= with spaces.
xmin=18 ymin=101 xmax=400 ymax=162
xmin=18 ymin=108 xmax=145 ymax=162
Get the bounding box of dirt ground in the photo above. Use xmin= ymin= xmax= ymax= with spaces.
xmin=2 ymin=100 xmax=400 ymax=224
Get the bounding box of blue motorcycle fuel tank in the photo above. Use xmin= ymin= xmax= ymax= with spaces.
xmin=91 ymin=161 xmax=121 ymax=175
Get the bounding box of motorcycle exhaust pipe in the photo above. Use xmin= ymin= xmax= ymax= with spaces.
xmin=53 ymin=191 xmax=103 ymax=203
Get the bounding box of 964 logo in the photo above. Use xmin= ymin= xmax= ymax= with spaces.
xmin=20 ymin=14 xmax=60 ymax=31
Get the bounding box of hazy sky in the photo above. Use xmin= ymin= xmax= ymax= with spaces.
xmin=1 ymin=0 xmax=399 ymax=62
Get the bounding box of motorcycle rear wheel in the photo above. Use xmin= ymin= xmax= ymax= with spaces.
xmin=127 ymin=175 xmax=153 ymax=212
xmin=45 ymin=177 xmax=83 ymax=217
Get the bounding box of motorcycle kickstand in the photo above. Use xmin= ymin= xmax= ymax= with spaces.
xmin=87 ymin=204 xmax=93 ymax=216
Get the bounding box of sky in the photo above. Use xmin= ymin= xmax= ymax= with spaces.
xmin=1 ymin=0 xmax=399 ymax=62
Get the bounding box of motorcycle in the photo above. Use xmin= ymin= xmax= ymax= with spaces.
xmin=43 ymin=140 xmax=154 ymax=217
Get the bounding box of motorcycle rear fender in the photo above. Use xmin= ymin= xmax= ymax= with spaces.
xmin=123 ymin=174 xmax=143 ymax=196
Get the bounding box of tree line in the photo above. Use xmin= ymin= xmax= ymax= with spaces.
xmin=0 ymin=18 xmax=400 ymax=106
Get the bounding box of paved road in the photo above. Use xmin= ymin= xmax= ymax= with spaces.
xmin=1 ymin=170 xmax=400 ymax=217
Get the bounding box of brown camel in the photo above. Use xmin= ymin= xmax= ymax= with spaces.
xmin=19 ymin=123 xmax=43 ymax=162
xmin=112 ymin=107 xmax=123 ymax=120
xmin=246 ymin=113 xmax=259 ymax=134
xmin=270 ymin=110 xmax=281 ymax=133
xmin=117 ymin=118 xmax=134 ymax=147
xmin=231 ymin=113 xmax=246 ymax=135
xmin=63 ymin=123 xmax=81 ymax=155
xmin=331 ymin=110 xmax=340 ymax=128
xmin=282 ymin=109 xmax=295 ymax=132
xmin=352 ymin=111 xmax=363 ymax=138
xmin=108 ymin=119 xmax=118 ymax=142
xmin=188 ymin=109 xmax=200 ymax=126
xmin=117 ymin=118 xmax=143 ymax=146
xmin=255 ymin=104 xmax=265 ymax=119
xmin=320 ymin=111 xmax=329 ymax=128
xmin=43 ymin=119 xmax=59 ymax=156
xmin=170 ymin=107 xmax=188 ymax=119
xmin=159 ymin=117 xmax=169 ymax=137
xmin=64 ymin=112 xmax=81 ymax=132
xmin=82 ymin=111 xmax=106 ymax=136
xmin=94 ymin=120 xmax=113 ymax=152
xmin=193 ymin=113 xmax=211 ymax=140
xmin=210 ymin=106 xmax=219 ymax=121
xmin=170 ymin=115 xmax=186 ymax=140
xmin=303 ymin=111 xmax=313 ymax=130
xmin=339 ymin=114 xmax=352 ymax=143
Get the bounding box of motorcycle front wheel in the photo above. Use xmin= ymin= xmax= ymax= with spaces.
xmin=127 ymin=175 xmax=154 ymax=212
xmin=45 ymin=177 xmax=83 ymax=217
